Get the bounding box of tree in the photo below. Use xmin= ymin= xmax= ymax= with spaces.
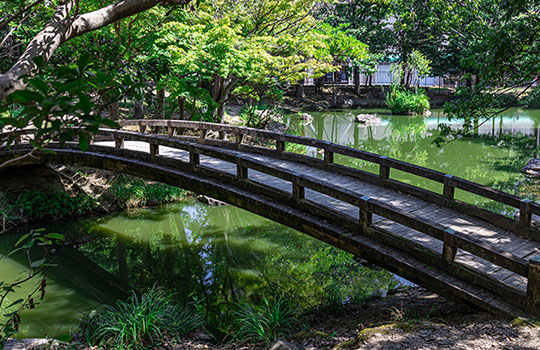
xmin=0 ymin=0 xmax=190 ymax=100
xmin=157 ymin=0 xmax=337 ymax=122
xmin=407 ymin=49 xmax=431 ymax=93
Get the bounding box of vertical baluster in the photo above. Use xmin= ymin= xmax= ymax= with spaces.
xmin=527 ymin=256 xmax=540 ymax=314
xmin=292 ymin=182 xmax=305 ymax=200
xmin=520 ymin=199 xmax=532 ymax=227
xmin=443 ymin=228 xmax=458 ymax=262
xmin=324 ymin=149 xmax=334 ymax=164
xmin=379 ymin=156 xmax=390 ymax=179
xmin=443 ymin=174 xmax=455 ymax=200
xmin=359 ymin=196 xmax=372 ymax=226
xmin=150 ymin=143 xmax=159 ymax=157
xmin=276 ymin=140 xmax=285 ymax=153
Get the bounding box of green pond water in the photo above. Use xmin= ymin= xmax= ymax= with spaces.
xmin=1 ymin=107 xmax=539 ymax=338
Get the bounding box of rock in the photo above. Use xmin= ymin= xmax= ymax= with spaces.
xmin=355 ymin=114 xmax=382 ymax=126
xmin=266 ymin=121 xmax=288 ymax=133
xmin=4 ymin=338 xmax=62 ymax=350
xmin=301 ymin=113 xmax=313 ymax=123
xmin=521 ymin=158 xmax=540 ymax=177
xmin=196 ymin=195 xmax=228 ymax=206
xmin=269 ymin=339 xmax=305 ymax=350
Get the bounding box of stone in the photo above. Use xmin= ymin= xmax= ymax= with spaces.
xmin=4 ymin=338 xmax=62 ymax=350
xmin=355 ymin=114 xmax=382 ymax=126
xmin=266 ymin=121 xmax=288 ymax=133
xmin=301 ymin=113 xmax=313 ymax=123
xmin=521 ymin=158 xmax=540 ymax=177
xmin=196 ymin=194 xmax=228 ymax=206
xmin=269 ymin=339 xmax=305 ymax=350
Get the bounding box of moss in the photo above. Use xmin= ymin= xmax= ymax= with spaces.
xmin=332 ymin=339 xmax=357 ymax=350
xmin=295 ymin=330 xmax=330 ymax=340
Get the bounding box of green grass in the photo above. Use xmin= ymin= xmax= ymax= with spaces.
xmin=82 ymin=287 xmax=204 ymax=350
xmin=233 ymin=297 xmax=298 ymax=345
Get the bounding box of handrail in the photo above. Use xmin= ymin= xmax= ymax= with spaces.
xmin=2 ymin=128 xmax=538 ymax=314
xmin=98 ymin=128 xmax=530 ymax=276
xmin=118 ymin=119 xmax=540 ymax=230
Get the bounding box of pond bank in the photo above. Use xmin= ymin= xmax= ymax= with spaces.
xmin=6 ymin=287 xmax=538 ymax=350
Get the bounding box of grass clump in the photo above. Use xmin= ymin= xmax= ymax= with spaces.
xmin=82 ymin=287 xmax=204 ymax=350
xmin=385 ymin=87 xmax=430 ymax=115
xmin=104 ymin=175 xmax=186 ymax=209
xmin=233 ymin=297 xmax=298 ymax=345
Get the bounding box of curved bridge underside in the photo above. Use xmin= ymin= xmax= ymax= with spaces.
xmin=1 ymin=120 xmax=539 ymax=319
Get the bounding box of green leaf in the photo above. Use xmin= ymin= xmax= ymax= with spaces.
xmin=14 ymin=233 xmax=31 ymax=248
xmin=32 ymin=56 xmax=44 ymax=69
xmin=77 ymin=54 xmax=93 ymax=71
xmin=28 ymin=78 xmax=49 ymax=95
xmin=79 ymin=135 xmax=89 ymax=152
xmin=55 ymin=334 xmax=73 ymax=342
xmin=45 ymin=233 xmax=64 ymax=240
xmin=7 ymin=90 xmax=44 ymax=104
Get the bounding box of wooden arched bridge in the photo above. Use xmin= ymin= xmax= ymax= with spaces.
xmin=1 ymin=119 xmax=539 ymax=319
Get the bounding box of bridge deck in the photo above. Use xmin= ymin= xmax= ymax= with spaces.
xmin=100 ymin=140 xmax=538 ymax=295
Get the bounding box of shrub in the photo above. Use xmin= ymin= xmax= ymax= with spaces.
xmin=233 ymin=297 xmax=298 ymax=344
xmin=385 ymin=87 xmax=430 ymax=115
xmin=82 ymin=287 xmax=204 ymax=350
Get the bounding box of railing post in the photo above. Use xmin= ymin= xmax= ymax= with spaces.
xmin=237 ymin=161 xmax=248 ymax=179
xmin=379 ymin=156 xmax=390 ymax=180
xmin=199 ymin=128 xmax=207 ymax=141
xmin=520 ymin=199 xmax=532 ymax=227
xmin=115 ymin=137 xmax=124 ymax=149
xmin=324 ymin=149 xmax=334 ymax=164
xmin=527 ymin=256 xmax=540 ymax=315
xmin=292 ymin=182 xmax=305 ymax=200
xmin=359 ymin=195 xmax=372 ymax=226
xmin=150 ymin=143 xmax=159 ymax=157
xmin=236 ymin=133 xmax=244 ymax=145
xmin=443 ymin=228 xmax=458 ymax=262
xmin=190 ymin=151 xmax=200 ymax=165
xmin=138 ymin=122 xmax=146 ymax=134
xmin=167 ymin=121 xmax=174 ymax=138
xmin=276 ymin=140 xmax=285 ymax=153
xmin=443 ymin=174 xmax=455 ymax=200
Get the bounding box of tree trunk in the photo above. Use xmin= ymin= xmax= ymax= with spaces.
xmin=134 ymin=98 xmax=144 ymax=119
xmin=177 ymin=97 xmax=185 ymax=120
xmin=353 ymin=67 xmax=360 ymax=94
xmin=295 ymin=79 xmax=305 ymax=99
xmin=155 ymin=87 xmax=165 ymax=119
xmin=109 ymin=101 xmax=119 ymax=120
xmin=316 ymin=77 xmax=324 ymax=91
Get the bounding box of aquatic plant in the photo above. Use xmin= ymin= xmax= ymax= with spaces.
xmin=82 ymin=287 xmax=204 ymax=350
xmin=385 ymin=87 xmax=430 ymax=115
xmin=233 ymin=297 xmax=298 ymax=344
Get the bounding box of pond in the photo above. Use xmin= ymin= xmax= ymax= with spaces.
xmin=1 ymin=107 xmax=539 ymax=338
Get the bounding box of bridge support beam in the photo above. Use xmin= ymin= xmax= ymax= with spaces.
xmin=527 ymin=256 xmax=540 ymax=315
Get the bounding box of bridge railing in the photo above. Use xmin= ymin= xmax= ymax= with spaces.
xmin=118 ymin=119 xmax=540 ymax=243
xmin=103 ymin=126 xmax=537 ymax=314
xmin=2 ymin=125 xmax=539 ymax=314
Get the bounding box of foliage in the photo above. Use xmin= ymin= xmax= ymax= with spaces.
xmin=385 ymin=87 xmax=430 ymax=115
xmin=233 ymin=297 xmax=297 ymax=344
xmin=407 ymin=50 xmax=431 ymax=93
xmin=156 ymin=0 xmax=337 ymax=122
xmin=0 ymin=55 xmax=136 ymax=151
xmin=0 ymin=229 xmax=64 ymax=343
xmin=103 ymin=175 xmax=187 ymax=209
xmin=4 ymin=190 xmax=96 ymax=223
xmin=82 ymin=287 xmax=204 ymax=350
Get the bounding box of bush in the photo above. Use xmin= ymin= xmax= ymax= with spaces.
xmin=385 ymin=87 xmax=430 ymax=115
xmin=104 ymin=175 xmax=186 ymax=208
xmin=82 ymin=287 xmax=204 ymax=350
xmin=526 ymin=86 xmax=540 ymax=108
xmin=233 ymin=297 xmax=298 ymax=344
